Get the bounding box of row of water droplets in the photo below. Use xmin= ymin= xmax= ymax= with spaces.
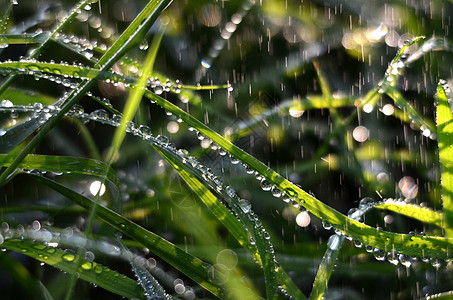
xmin=370 ymin=38 xmax=437 ymax=140
xmin=0 ymin=220 xmax=195 ymax=299
xmin=197 ymin=0 xmax=255 ymax=78
xmin=1 ymin=99 xmax=449 ymax=269
xmin=50 ymin=103 xmax=290 ymax=297
xmin=190 ymin=125 xmax=449 ymax=268
xmin=325 ymin=197 xmax=446 ymax=268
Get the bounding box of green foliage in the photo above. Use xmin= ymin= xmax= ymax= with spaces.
xmin=1 ymin=0 xmax=453 ymax=299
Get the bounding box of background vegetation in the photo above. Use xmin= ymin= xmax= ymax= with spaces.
xmin=1 ymin=0 xmax=453 ymax=299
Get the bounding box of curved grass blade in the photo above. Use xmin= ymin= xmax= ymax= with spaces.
xmin=386 ymin=86 xmax=436 ymax=136
xmin=0 ymin=154 xmax=118 ymax=187
xmin=375 ymin=200 xmax=443 ymax=228
xmin=0 ymin=0 xmax=172 ymax=184
xmin=0 ymin=60 xmax=137 ymax=86
xmin=309 ymin=234 xmax=345 ymax=300
xmin=361 ymin=36 xmax=425 ymax=107
xmin=0 ymin=0 xmax=94 ymax=97
xmin=154 ymin=146 xmax=305 ymax=299
xmin=1 ymin=239 xmax=144 ymax=299
xmin=107 ymin=25 xmax=165 ymax=162
xmin=437 ymin=81 xmax=453 ymax=237
xmin=30 ymin=174 xmax=223 ymax=298
xmin=144 ymin=91 xmax=453 ymax=259
xmin=119 ymin=241 xmax=169 ymax=300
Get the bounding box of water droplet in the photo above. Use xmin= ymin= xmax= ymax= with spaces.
xmin=322 ymin=220 xmax=332 ymax=230
xmin=358 ymin=197 xmax=376 ymax=210
xmin=260 ymin=179 xmax=272 ymax=191
xmin=91 ymin=109 xmax=109 ymax=120
xmin=327 ymin=234 xmax=341 ymax=250
xmin=238 ymin=199 xmax=251 ymax=213
xmin=373 ymin=248 xmax=386 ymax=261
xmin=139 ymin=39 xmax=149 ymax=51
xmin=399 ymin=254 xmax=412 ymax=267
xmin=225 ymin=186 xmax=236 ymax=198
xmin=62 ymin=253 xmax=76 ymax=262
xmin=154 ymin=85 xmax=164 ymax=95
xmin=0 ymin=37 xmax=9 ymax=49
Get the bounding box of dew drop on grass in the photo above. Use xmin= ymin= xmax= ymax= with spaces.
xmin=62 ymin=253 xmax=75 ymax=262
xmin=238 ymin=199 xmax=251 ymax=213
xmin=327 ymin=234 xmax=341 ymax=250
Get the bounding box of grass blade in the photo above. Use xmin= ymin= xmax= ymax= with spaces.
xmin=107 ymin=25 xmax=164 ymax=162
xmin=144 ymin=91 xmax=453 ymax=259
xmin=375 ymin=200 xmax=444 ymax=228
xmin=30 ymin=174 xmax=223 ymax=297
xmin=0 ymin=154 xmax=118 ymax=186
xmin=437 ymin=81 xmax=453 ymax=237
xmin=1 ymin=239 xmax=143 ymax=299
xmin=309 ymin=234 xmax=345 ymax=300
xmin=0 ymin=0 xmax=172 ymax=184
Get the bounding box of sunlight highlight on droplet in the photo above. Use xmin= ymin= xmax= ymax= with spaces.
xmin=90 ymin=181 xmax=106 ymax=196
xmin=201 ymin=59 xmax=212 ymax=69
xmin=398 ymin=176 xmax=418 ymax=199
xmin=289 ymin=107 xmax=304 ymax=118
xmin=363 ymin=104 xmax=374 ymax=113
xmin=366 ymin=24 xmax=388 ymax=42
xmin=167 ymin=121 xmax=179 ymax=134
xmin=382 ymin=104 xmax=394 ymax=116
xmin=295 ymin=211 xmax=311 ymax=227
xmin=353 ymin=126 xmax=369 ymax=142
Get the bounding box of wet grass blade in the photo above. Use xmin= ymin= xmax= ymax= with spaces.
xmin=0 ymin=0 xmax=172 ymax=184
xmin=30 ymin=174 xmax=223 ymax=298
xmin=436 ymin=81 xmax=453 ymax=237
xmin=0 ymin=0 xmax=94 ymax=97
xmin=386 ymin=86 xmax=436 ymax=135
xmin=0 ymin=154 xmax=118 ymax=187
xmin=1 ymin=239 xmax=143 ymax=299
xmin=309 ymin=234 xmax=345 ymax=300
xmin=107 ymin=26 xmax=164 ymax=162
xmin=145 ymin=91 xmax=453 ymax=259
xmin=375 ymin=201 xmax=444 ymax=228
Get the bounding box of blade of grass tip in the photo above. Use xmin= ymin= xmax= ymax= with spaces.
xmin=1 ymin=239 xmax=143 ymax=299
xmin=437 ymin=81 xmax=453 ymax=237
xmin=30 ymin=174 xmax=223 ymax=297
xmin=0 ymin=0 xmax=172 ymax=184
xmin=107 ymin=23 xmax=165 ymax=163
xmin=144 ymin=91 xmax=453 ymax=259
xmin=309 ymin=234 xmax=345 ymax=300
xmin=0 ymin=0 xmax=94 ymax=97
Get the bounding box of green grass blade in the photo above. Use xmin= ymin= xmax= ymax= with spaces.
xmin=309 ymin=234 xmax=345 ymax=300
xmin=0 ymin=60 xmax=137 ymax=86
xmin=156 ymin=147 xmax=306 ymax=299
xmin=30 ymin=174 xmax=223 ymax=298
xmin=0 ymin=0 xmax=172 ymax=184
xmin=0 ymin=33 xmax=48 ymax=45
xmin=0 ymin=0 xmax=94 ymax=97
xmin=108 ymin=26 xmax=164 ymax=162
xmin=375 ymin=200 xmax=444 ymax=228
xmin=362 ymin=36 xmax=425 ymax=107
xmin=386 ymin=86 xmax=436 ymax=135
xmin=0 ymin=154 xmax=118 ymax=187
xmin=144 ymin=91 xmax=453 ymax=259
xmin=1 ymin=239 xmax=143 ymax=299
xmin=437 ymin=81 xmax=453 ymax=237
